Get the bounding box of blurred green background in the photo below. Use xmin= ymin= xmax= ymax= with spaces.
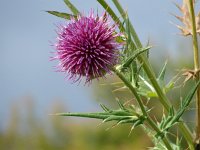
xmin=0 ymin=0 xmax=198 ymax=149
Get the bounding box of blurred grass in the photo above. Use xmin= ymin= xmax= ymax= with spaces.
xmin=0 ymin=98 xmax=151 ymax=150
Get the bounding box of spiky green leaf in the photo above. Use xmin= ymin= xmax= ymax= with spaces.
xmin=52 ymin=101 xmax=145 ymax=132
xmin=159 ymin=80 xmax=200 ymax=132
xmin=46 ymin=11 xmax=74 ymax=20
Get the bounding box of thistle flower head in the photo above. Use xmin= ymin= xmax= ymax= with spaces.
xmin=53 ymin=11 xmax=121 ymax=84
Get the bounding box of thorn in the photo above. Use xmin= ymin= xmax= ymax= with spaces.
xmin=128 ymin=125 xmax=135 ymax=137
xmin=49 ymin=113 xmax=64 ymax=116
xmin=123 ymin=99 xmax=133 ymax=106
xmin=172 ymin=1 xmax=182 ymax=12
xmin=105 ymin=126 xmax=112 ymax=131
xmin=111 ymin=122 xmax=119 ymax=129
xmin=154 ymin=116 xmax=161 ymax=126
xmin=49 ymin=114 xmax=57 ymax=116
xmin=145 ymin=98 xmax=150 ymax=106
xmin=147 ymin=107 xmax=154 ymax=113
xmin=102 ymin=119 xmax=106 ymax=123
xmin=116 ymin=98 xmax=125 ymax=110
xmin=97 ymin=122 xmax=104 ymax=128
xmin=112 ymin=86 xmax=127 ymax=92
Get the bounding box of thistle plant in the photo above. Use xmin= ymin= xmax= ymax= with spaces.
xmin=48 ymin=0 xmax=200 ymax=149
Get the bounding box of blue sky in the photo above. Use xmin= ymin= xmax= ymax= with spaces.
xmin=0 ymin=0 xmax=186 ymax=128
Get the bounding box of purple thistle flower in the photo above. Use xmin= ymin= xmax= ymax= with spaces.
xmin=53 ymin=11 xmax=121 ymax=84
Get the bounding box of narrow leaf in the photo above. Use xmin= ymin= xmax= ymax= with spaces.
xmin=55 ymin=112 xmax=109 ymax=119
xmin=97 ymin=0 xmax=125 ymax=32
xmin=158 ymin=60 xmax=168 ymax=82
xmin=161 ymin=80 xmax=200 ymax=131
xmin=174 ymin=80 xmax=200 ymax=121
xmin=100 ymin=103 xmax=111 ymax=112
xmin=111 ymin=110 xmax=132 ymax=116
xmin=63 ymin=0 xmax=79 ymax=15
xmin=125 ymin=15 xmax=136 ymax=52
xmin=121 ymin=46 xmax=151 ymax=69
xmin=46 ymin=11 xmax=74 ymax=20
xmin=103 ymin=116 xmax=132 ymax=122
xmin=117 ymin=118 xmax=138 ymax=124
xmin=116 ymin=99 xmax=126 ymax=110
xmin=112 ymin=0 xmax=142 ymax=48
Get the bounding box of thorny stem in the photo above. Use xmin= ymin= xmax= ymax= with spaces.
xmin=139 ymin=56 xmax=194 ymax=149
xmin=188 ymin=0 xmax=200 ymax=146
xmin=112 ymin=67 xmax=147 ymax=116
xmin=135 ymin=25 xmax=195 ymax=150
xmin=112 ymin=0 xmax=170 ymax=110
xmin=146 ymin=118 xmax=173 ymax=150
xmin=111 ymin=0 xmax=194 ymax=149
xmin=112 ymin=67 xmax=173 ymax=150
xmin=112 ymin=0 xmax=142 ymax=48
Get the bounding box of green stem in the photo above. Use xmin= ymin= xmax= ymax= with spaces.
xmin=135 ymin=26 xmax=195 ymax=150
xmin=112 ymin=67 xmax=173 ymax=150
xmin=188 ymin=0 xmax=200 ymax=145
xmin=97 ymin=0 xmax=125 ymax=32
xmin=111 ymin=0 xmax=172 ymax=109
xmin=112 ymin=0 xmax=142 ymax=48
xmin=146 ymin=118 xmax=172 ymax=150
xmin=111 ymin=0 xmax=194 ymax=149
xmin=139 ymin=57 xmax=171 ymax=109
xmin=64 ymin=0 xmax=79 ymax=15
xmin=112 ymin=67 xmax=146 ymax=116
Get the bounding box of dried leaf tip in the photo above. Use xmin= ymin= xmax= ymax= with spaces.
xmin=173 ymin=0 xmax=200 ymax=36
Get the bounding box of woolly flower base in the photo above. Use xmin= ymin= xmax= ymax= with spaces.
xmin=53 ymin=11 xmax=121 ymax=84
